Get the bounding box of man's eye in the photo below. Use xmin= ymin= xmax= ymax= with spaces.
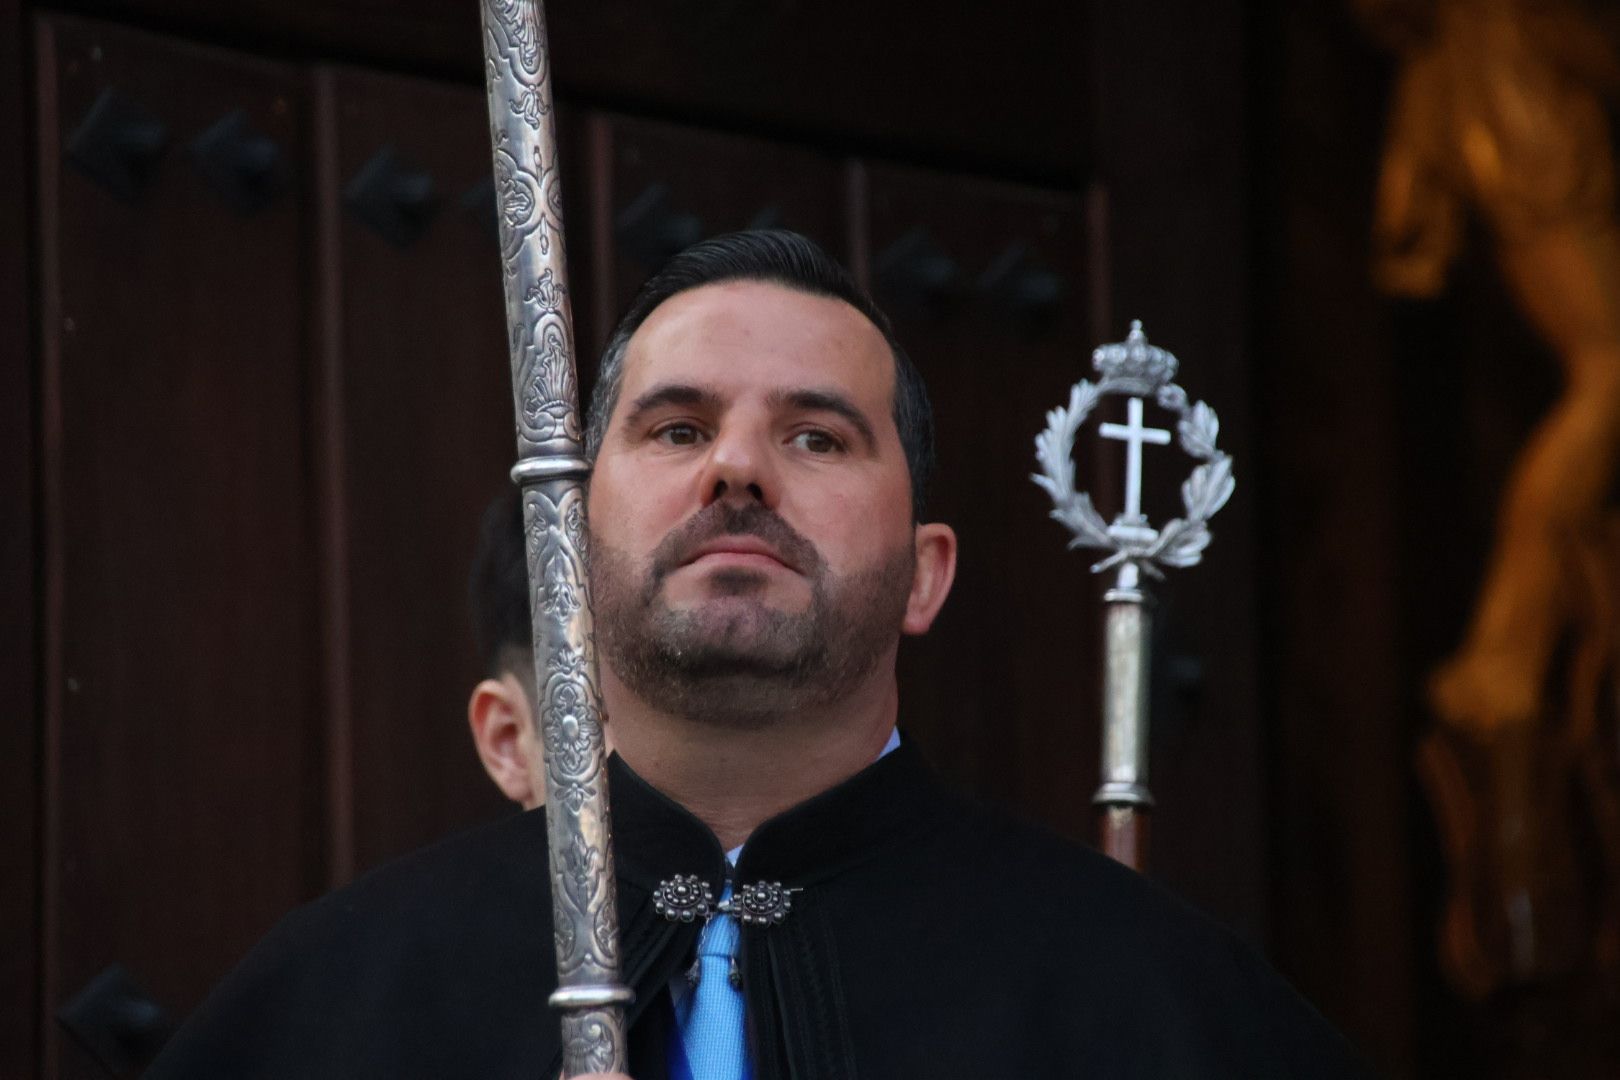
xmin=654 ymin=423 xmax=704 ymax=446
xmin=791 ymin=430 xmax=842 ymax=454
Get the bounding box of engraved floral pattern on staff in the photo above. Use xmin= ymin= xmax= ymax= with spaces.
xmin=477 ymin=0 xmax=632 ymax=1073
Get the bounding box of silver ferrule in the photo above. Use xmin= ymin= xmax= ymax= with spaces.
xmin=549 ymin=985 xmax=638 ymax=1010
xmin=511 ymin=455 xmax=592 ymax=484
xmin=1093 ymin=591 xmax=1155 ymax=809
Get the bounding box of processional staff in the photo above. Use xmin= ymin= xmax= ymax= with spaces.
xmin=477 ymin=0 xmax=631 ymax=1073
xmin=1033 ymin=321 xmax=1235 ymax=871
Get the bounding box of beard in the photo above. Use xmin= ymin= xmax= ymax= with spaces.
xmin=590 ymin=502 xmax=915 ymax=728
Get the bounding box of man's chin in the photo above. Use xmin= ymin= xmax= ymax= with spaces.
xmin=657 ymin=649 xmax=806 ymax=682
xmin=660 ymin=625 xmax=810 ymax=671
xmin=663 ymin=591 xmax=811 ymax=624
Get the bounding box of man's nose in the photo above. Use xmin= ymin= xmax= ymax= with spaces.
xmin=697 ymin=423 xmax=778 ymax=508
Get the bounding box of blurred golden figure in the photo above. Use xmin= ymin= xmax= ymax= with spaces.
xmin=1359 ymin=0 xmax=1620 ymax=1009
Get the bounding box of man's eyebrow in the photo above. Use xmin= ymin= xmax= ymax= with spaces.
xmin=768 ymin=387 xmax=877 ymax=451
xmin=620 ymin=383 xmax=722 ymax=430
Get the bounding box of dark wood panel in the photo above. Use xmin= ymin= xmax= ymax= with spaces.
xmin=600 ymin=113 xmax=845 ymax=325
xmin=2 ymin=0 xmax=39 ymax=1071
xmin=37 ymin=15 xmax=321 ymax=1075
xmin=316 ymin=65 xmax=523 ymax=874
xmin=550 ymin=1 xmax=1087 ymax=181
xmin=53 ymin=0 xmax=1089 ymax=181
xmin=861 ymin=164 xmax=1101 ymax=844
xmin=318 ymin=67 xmax=569 ymax=876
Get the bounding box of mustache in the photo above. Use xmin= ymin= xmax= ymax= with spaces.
xmin=649 ymin=502 xmax=823 ymax=582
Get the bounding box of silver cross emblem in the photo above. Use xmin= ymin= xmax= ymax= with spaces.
xmin=1033 ymin=321 xmax=1235 ymax=588
xmin=1098 ymin=396 xmax=1173 ymax=543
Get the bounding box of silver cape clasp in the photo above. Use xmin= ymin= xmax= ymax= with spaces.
xmin=653 ymin=874 xmax=802 ymax=926
xmin=652 ymin=874 xmax=714 ymax=922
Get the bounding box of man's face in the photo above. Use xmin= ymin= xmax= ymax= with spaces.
xmin=587 ymin=280 xmax=921 ymax=725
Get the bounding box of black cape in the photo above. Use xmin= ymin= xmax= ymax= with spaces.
xmin=147 ymin=743 xmax=1373 ymax=1079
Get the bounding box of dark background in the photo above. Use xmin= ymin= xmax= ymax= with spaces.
xmin=0 ymin=1 xmax=1570 ymax=1077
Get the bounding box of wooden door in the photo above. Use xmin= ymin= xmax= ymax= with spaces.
xmin=36 ymin=15 xmax=320 ymax=1077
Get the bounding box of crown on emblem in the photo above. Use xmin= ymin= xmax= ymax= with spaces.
xmin=1091 ymin=320 xmax=1179 ymax=396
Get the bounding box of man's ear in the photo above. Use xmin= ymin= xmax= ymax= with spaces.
xmin=902 ymin=522 xmax=957 ymax=635
xmin=468 ymin=675 xmax=540 ymax=810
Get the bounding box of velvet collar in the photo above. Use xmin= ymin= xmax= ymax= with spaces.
xmin=607 ymin=737 xmax=948 ymax=896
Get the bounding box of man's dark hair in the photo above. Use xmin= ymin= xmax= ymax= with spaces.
xmin=584 ymin=229 xmax=935 ymax=518
xmin=468 ymin=491 xmax=531 ymax=684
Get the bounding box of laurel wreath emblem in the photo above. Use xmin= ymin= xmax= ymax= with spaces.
xmin=1033 ymin=376 xmax=1234 ymax=579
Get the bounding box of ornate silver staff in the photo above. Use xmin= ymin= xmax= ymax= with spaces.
xmin=1033 ymin=321 xmax=1235 ymax=870
xmin=478 ymin=0 xmax=632 ymax=1072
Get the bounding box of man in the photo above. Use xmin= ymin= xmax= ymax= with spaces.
xmin=148 ymin=231 xmax=1371 ymax=1079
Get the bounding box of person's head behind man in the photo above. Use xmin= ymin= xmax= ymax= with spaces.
xmin=471 ymin=229 xmax=956 ymax=836
xmin=466 ymin=490 xmax=543 ymax=809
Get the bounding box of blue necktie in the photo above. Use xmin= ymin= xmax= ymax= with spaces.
xmin=671 ymin=883 xmax=752 ymax=1080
